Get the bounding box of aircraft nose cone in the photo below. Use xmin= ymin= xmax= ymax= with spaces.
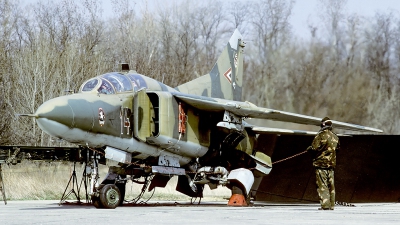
xmin=35 ymin=95 xmax=95 ymax=139
xmin=35 ymin=96 xmax=74 ymax=137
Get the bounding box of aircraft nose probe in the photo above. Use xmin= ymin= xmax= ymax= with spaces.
xmin=18 ymin=97 xmax=75 ymax=138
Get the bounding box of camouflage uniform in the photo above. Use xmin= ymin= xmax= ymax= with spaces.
xmin=307 ymin=120 xmax=339 ymax=210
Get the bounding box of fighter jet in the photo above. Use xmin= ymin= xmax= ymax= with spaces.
xmin=23 ymin=29 xmax=382 ymax=209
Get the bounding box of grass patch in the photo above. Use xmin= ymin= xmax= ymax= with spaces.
xmin=1 ymin=161 xmax=231 ymax=202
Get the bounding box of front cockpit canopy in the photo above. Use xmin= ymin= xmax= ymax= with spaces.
xmin=79 ymin=72 xmax=168 ymax=94
xmin=80 ymin=72 xmax=138 ymax=94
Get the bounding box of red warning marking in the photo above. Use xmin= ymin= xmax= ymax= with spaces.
xmin=178 ymin=103 xmax=186 ymax=134
xmin=224 ymin=67 xmax=232 ymax=83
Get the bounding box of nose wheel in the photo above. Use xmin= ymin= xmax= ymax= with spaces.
xmin=92 ymin=184 xmax=121 ymax=209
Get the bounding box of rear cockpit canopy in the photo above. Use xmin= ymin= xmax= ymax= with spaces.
xmin=79 ymin=72 xmax=146 ymax=94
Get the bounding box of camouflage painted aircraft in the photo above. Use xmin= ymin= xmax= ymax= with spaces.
xmin=22 ymin=29 xmax=382 ymax=209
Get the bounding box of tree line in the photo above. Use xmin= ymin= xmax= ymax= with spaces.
xmin=1 ymin=0 xmax=399 ymax=146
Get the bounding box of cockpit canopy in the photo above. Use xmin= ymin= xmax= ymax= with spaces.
xmin=79 ymin=72 xmax=146 ymax=94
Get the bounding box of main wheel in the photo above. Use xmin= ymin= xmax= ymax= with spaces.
xmin=99 ymin=184 xmax=121 ymax=209
xmin=92 ymin=196 xmax=103 ymax=208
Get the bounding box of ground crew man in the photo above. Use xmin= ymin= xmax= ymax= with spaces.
xmin=307 ymin=117 xmax=340 ymax=210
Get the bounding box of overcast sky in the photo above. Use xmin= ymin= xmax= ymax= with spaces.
xmin=291 ymin=0 xmax=400 ymax=39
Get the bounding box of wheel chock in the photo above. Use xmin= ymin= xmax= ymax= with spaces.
xmin=227 ymin=194 xmax=247 ymax=206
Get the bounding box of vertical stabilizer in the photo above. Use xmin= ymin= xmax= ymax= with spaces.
xmin=176 ymin=29 xmax=245 ymax=101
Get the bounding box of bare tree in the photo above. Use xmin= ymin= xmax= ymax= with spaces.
xmin=195 ymin=0 xmax=228 ymax=69
xmin=154 ymin=1 xmax=201 ymax=85
xmin=2 ymin=0 xmax=400 ymax=148
xmin=227 ymin=0 xmax=250 ymax=33
xmin=317 ymin=0 xmax=348 ymax=60
xmin=2 ymin=0 xmax=110 ymax=146
xmin=343 ymin=14 xmax=362 ymax=67
xmin=250 ymin=0 xmax=294 ymax=56
xmin=0 ymin=0 xmax=21 ymax=144
xmin=244 ymin=0 xmax=294 ymax=110
xmin=362 ymin=11 xmax=399 ymax=131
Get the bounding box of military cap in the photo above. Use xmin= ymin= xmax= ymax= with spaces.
xmin=321 ymin=117 xmax=332 ymax=126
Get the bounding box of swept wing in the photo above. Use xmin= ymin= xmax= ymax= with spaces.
xmin=173 ymin=93 xmax=383 ymax=133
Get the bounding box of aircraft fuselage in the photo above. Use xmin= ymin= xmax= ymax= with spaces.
xmin=34 ymin=74 xmax=255 ymax=167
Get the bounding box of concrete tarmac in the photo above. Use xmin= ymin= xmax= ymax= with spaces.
xmin=0 ymin=200 xmax=399 ymax=225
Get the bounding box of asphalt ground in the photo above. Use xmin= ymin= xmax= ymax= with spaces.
xmin=0 ymin=200 xmax=399 ymax=225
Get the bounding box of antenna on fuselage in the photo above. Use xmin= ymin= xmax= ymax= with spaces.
xmin=120 ymin=63 xmax=129 ymax=73
xmin=120 ymin=63 xmax=138 ymax=74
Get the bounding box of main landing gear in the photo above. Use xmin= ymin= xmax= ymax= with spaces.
xmin=92 ymin=184 xmax=122 ymax=209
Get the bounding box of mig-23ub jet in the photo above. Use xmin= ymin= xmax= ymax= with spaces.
xmin=24 ymin=29 xmax=382 ymax=209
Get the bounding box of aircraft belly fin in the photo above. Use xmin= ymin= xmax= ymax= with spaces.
xmin=250 ymin=152 xmax=272 ymax=176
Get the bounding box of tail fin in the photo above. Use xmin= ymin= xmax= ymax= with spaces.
xmin=176 ymin=29 xmax=245 ymax=101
